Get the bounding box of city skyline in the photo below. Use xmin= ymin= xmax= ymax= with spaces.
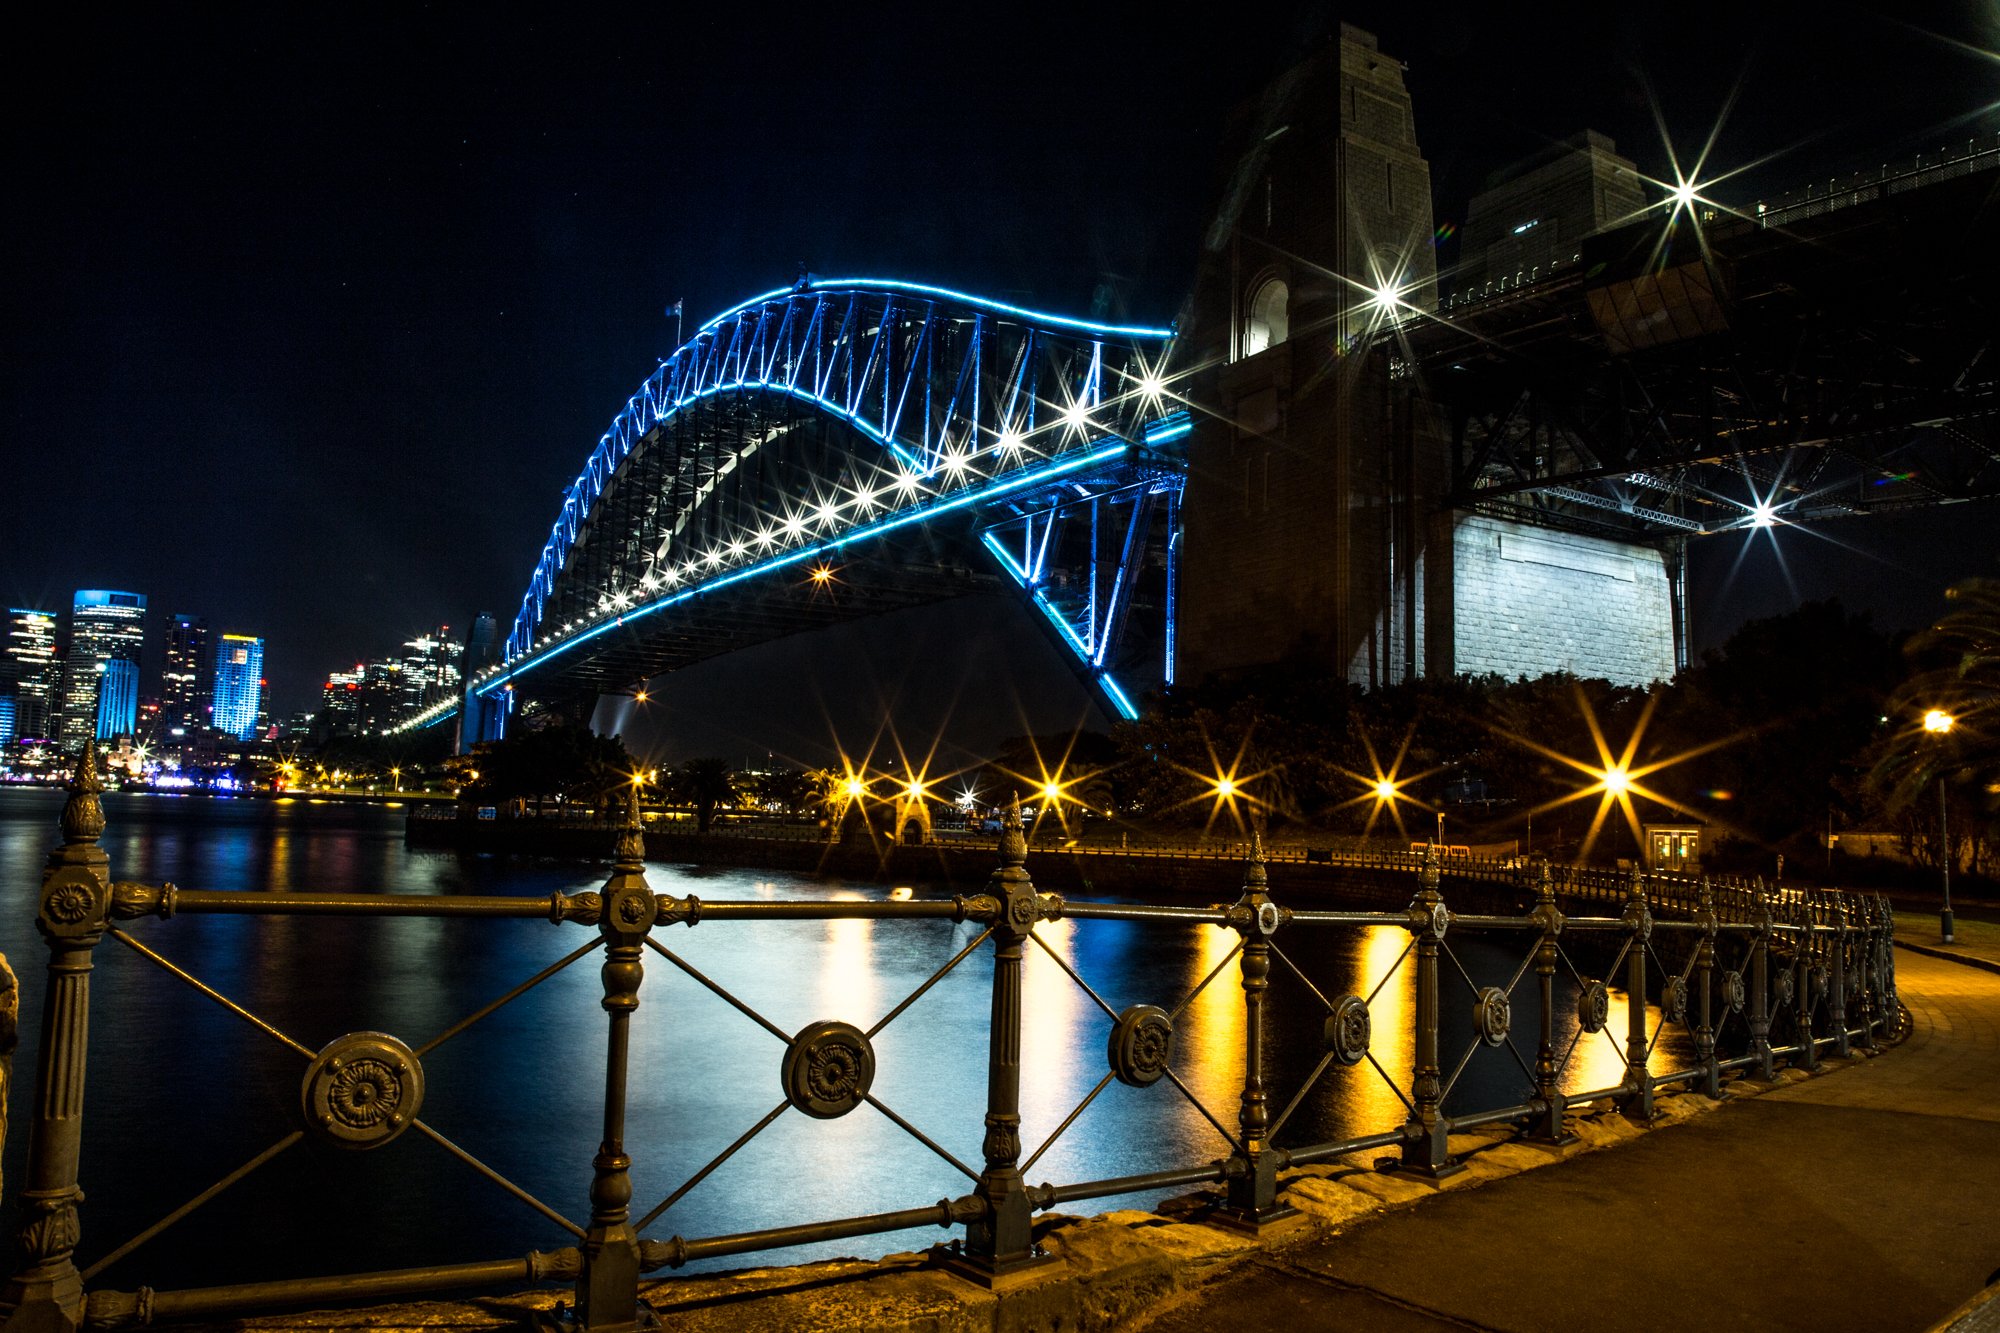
xmin=6 ymin=3 xmax=1996 ymax=722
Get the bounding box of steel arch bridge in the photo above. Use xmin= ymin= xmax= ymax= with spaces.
xmin=415 ymin=279 xmax=1190 ymax=744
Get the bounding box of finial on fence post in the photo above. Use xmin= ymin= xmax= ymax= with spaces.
xmin=59 ymin=739 xmax=106 ymax=851
xmin=613 ymin=780 xmax=646 ymax=870
xmin=998 ymin=792 xmax=1026 ymax=869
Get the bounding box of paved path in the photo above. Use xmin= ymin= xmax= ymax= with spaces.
xmin=1139 ymin=950 xmax=2000 ymax=1333
xmin=1897 ymin=911 xmax=2000 ymax=978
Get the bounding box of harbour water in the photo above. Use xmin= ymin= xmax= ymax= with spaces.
xmin=0 ymin=788 xmax=1686 ymax=1293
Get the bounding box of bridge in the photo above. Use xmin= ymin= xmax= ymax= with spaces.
xmin=414 ymin=280 xmax=1190 ymax=742
xmin=392 ymin=127 xmax=1997 ymax=738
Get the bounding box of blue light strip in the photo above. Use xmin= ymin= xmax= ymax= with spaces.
xmin=478 ymin=441 xmax=1129 ymax=698
xmin=979 ymin=531 xmax=1139 ymax=721
xmin=697 ymin=279 xmax=1176 ymax=341
xmin=1099 ymin=675 xmax=1138 ymax=720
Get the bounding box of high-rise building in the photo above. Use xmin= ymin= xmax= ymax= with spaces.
xmin=396 ymin=627 xmax=463 ymax=720
xmin=3 ymin=608 xmax=60 ymax=740
xmin=358 ymin=660 xmax=403 ymax=732
xmin=94 ymin=658 xmax=140 ymax=741
xmin=58 ymin=590 xmax=146 ymax=750
xmin=212 ymin=634 xmax=265 ymax=741
xmin=322 ymin=667 xmax=363 ymax=734
xmin=161 ymin=613 xmax=211 ymax=740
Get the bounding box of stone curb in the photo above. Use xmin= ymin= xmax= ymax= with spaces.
xmin=187 ymin=1053 xmax=1886 ymax=1332
xmin=1895 ymin=937 xmax=2000 ymax=979
xmin=1930 ymin=1277 xmax=2000 ymax=1333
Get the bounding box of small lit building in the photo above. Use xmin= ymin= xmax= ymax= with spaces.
xmin=1641 ymin=821 xmax=1703 ymax=873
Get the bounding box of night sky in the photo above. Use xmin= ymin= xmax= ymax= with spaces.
xmin=5 ymin=3 xmax=1997 ymax=744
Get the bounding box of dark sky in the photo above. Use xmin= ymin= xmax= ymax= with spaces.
xmin=5 ymin=2 xmax=1997 ymax=729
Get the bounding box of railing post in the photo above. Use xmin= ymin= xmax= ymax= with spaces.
xmin=1749 ymin=878 xmax=1774 ymax=1080
xmin=1792 ymin=901 xmax=1818 ymax=1072
xmin=1619 ymin=866 xmax=1655 ymax=1122
xmin=1828 ymin=896 xmax=1851 ymax=1059
xmin=2 ymin=745 xmax=112 ymax=1333
xmin=1857 ymin=895 xmax=1881 ymax=1052
xmin=953 ymin=801 xmax=1051 ymax=1284
xmin=1695 ymin=877 xmax=1720 ymax=1099
xmin=1216 ymin=835 xmax=1297 ymax=1228
xmin=1525 ymin=860 xmax=1575 ymax=1145
xmin=1398 ymin=846 xmax=1461 ymax=1179
xmin=576 ymin=789 xmax=655 ymax=1332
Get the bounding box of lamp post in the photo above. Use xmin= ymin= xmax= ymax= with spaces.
xmin=1923 ymin=709 xmax=1955 ymax=943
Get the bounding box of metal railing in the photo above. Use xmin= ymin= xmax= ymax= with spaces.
xmin=1 ymin=748 xmax=1903 ymax=1331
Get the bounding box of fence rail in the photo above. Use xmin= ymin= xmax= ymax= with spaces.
xmin=2 ymin=747 xmax=1903 ymax=1331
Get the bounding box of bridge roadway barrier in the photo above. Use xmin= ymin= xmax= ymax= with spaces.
xmin=5 ymin=748 xmax=1904 ymax=1332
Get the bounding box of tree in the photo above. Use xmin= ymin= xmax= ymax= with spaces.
xmin=668 ymin=757 xmax=739 ymax=833
xmin=463 ymin=721 xmax=633 ymax=813
xmin=1866 ymin=579 xmax=2000 ymax=872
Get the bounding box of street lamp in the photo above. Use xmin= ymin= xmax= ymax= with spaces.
xmin=1924 ymin=709 xmax=1955 ymax=943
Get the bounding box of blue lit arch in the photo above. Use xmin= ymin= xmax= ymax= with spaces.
xmin=408 ymin=279 xmax=1188 ymax=738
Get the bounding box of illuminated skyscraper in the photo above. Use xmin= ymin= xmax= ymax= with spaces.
xmin=94 ymin=658 xmax=140 ymax=741
xmin=397 ymin=627 xmax=462 ymax=719
xmin=3 ymin=608 xmax=60 ymax=740
xmin=161 ymin=613 xmax=211 ymax=740
xmin=57 ymin=590 xmax=146 ymax=749
xmin=212 ymin=634 xmax=265 ymax=741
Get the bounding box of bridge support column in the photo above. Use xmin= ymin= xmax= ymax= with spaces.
xmin=950 ymin=805 xmax=1053 ymax=1287
xmin=1214 ymin=837 xmax=1298 ymax=1229
xmin=1398 ymin=848 xmax=1462 ymax=1179
xmin=1525 ymin=861 xmax=1576 ymax=1145
xmin=575 ymin=796 xmax=653 ymax=1333
xmin=2 ymin=746 xmax=110 ymax=1333
xmin=1618 ymin=868 xmax=1656 ymax=1122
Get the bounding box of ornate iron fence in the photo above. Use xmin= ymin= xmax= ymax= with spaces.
xmin=1 ymin=751 xmax=1902 ymax=1332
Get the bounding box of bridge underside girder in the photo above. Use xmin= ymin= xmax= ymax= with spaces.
xmin=517 ymin=536 xmax=1004 ymax=711
xmin=1412 ymin=160 xmax=2000 ymax=538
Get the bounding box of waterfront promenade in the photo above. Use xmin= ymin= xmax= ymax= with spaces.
xmin=1138 ymin=940 xmax=2000 ymax=1333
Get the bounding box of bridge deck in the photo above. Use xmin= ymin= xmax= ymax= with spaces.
xmin=1140 ymin=946 xmax=2000 ymax=1333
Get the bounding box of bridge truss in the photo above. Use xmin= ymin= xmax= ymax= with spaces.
xmin=412 ymin=281 xmax=1186 ymax=741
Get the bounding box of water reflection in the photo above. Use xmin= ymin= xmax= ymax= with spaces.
xmin=0 ymin=789 xmax=1697 ymax=1294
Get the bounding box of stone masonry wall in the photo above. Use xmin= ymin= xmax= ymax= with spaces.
xmin=1451 ymin=513 xmax=1676 ymax=685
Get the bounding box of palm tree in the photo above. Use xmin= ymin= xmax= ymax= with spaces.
xmin=1867 ymin=578 xmax=2000 ymax=870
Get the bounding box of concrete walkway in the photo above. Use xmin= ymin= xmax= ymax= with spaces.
xmin=1137 ymin=949 xmax=2000 ymax=1333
